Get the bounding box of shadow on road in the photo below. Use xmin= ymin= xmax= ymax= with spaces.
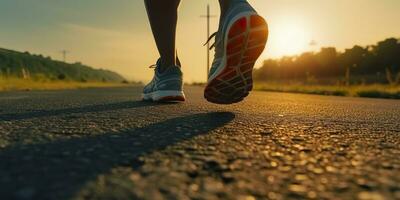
xmin=0 ymin=112 xmax=235 ymax=199
xmin=0 ymin=101 xmax=174 ymax=121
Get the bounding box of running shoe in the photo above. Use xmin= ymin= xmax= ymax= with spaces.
xmin=142 ymin=58 xmax=185 ymax=102
xmin=204 ymin=0 xmax=268 ymax=104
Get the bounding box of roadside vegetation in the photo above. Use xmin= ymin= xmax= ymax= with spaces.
xmin=254 ymin=83 xmax=400 ymax=99
xmin=0 ymin=47 xmax=138 ymax=92
xmin=0 ymin=76 xmax=132 ymax=92
xmin=0 ymin=47 xmax=125 ymax=83
xmin=253 ymin=37 xmax=400 ymax=99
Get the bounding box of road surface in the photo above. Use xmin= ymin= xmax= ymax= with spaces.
xmin=0 ymin=86 xmax=399 ymax=200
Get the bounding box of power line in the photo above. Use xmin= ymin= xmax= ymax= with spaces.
xmin=309 ymin=40 xmax=318 ymax=52
xmin=309 ymin=40 xmax=318 ymax=46
xmin=60 ymin=50 xmax=69 ymax=62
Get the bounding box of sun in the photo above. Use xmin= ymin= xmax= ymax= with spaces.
xmin=263 ymin=17 xmax=312 ymax=58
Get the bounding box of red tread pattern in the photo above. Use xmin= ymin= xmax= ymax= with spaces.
xmin=205 ymin=15 xmax=268 ymax=104
xmin=228 ymin=18 xmax=247 ymax=38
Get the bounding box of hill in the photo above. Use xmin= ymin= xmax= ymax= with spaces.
xmin=0 ymin=48 xmax=125 ymax=82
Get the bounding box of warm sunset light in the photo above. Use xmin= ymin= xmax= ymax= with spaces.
xmin=0 ymin=1 xmax=399 ymax=199
xmin=268 ymin=17 xmax=311 ymax=57
xmin=1 ymin=0 xmax=400 ymax=83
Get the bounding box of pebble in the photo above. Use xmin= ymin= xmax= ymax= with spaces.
xmin=270 ymin=161 xmax=278 ymax=168
xmin=260 ymin=129 xmax=273 ymax=136
xmin=278 ymin=166 xmax=291 ymax=172
xmin=292 ymin=136 xmax=305 ymax=142
xmin=312 ymin=168 xmax=324 ymax=174
xmin=307 ymin=191 xmax=317 ymax=199
xmin=240 ymin=195 xmax=256 ymax=200
xmin=351 ymin=160 xmax=362 ymax=166
xmin=295 ymin=174 xmax=308 ymax=182
xmin=357 ymin=178 xmax=377 ymax=189
xmin=335 ymin=182 xmax=350 ymax=192
xmin=221 ymin=172 xmax=235 ymax=183
xmin=289 ymin=184 xmax=307 ymax=193
xmin=268 ymin=192 xmax=278 ymax=199
xmin=381 ymin=162 xmax=393 ymax=169
xmin=326 ymin=166 xmax=337 ymax=172
xmin=202 ymin=179 xmax=224 ymax=193
xmin=357 ymin=191 xmax=385 ymax=200
xmin=189 ymin=184 xmax=199 ymax=192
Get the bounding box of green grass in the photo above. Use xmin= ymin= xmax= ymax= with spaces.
xmin=0 ymin=77 xmax=131 ymax=92
xmin=254 ymin=83 xmax=400 ymax=99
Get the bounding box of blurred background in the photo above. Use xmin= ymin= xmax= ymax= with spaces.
xmin=0 ymin=0 xmax=399 ymax=97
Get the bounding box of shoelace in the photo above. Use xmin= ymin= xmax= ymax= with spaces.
xmin=203 ymin=32 xmax=218 ymax=50
xmin=148 ymin=54 xmax=182 ymax=70
xmin=149 ymin=64 xmax=157 ymax=69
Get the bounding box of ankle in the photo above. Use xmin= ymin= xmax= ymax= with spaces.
xmin=159 ymin=57 xmax=176 ymax=73
xmin=219 ymin=0 xmax=232 ymax=17
xmin=161 ymin=59 xmax=175 ymax=66
xmin=220 ymin=0 xmax=247 ymax=16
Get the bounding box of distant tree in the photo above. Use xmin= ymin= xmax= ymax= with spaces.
xmin=316 ymin=47 xmax=338 ymax=77
xmin=296 ymin=52 xmax=318 ymax=82
xmin=254 ymin=59 xmax=279 ymax=81
xmin=340 ymin=45 xmax=368 ymax=86
xmin=372 ymin=38 xmax=400 ymax=85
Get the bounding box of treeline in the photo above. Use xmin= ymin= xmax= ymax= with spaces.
xmin=254 ymin=38 xmax=400 ymax=85
xmin=0 ymin=48 xmax=125 ymax=82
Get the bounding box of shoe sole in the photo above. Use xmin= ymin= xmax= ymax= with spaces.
xmin=205 ymin=14 xmax=268 ymax=104
xmin=142 ymin=90 xmax=186 ymax=102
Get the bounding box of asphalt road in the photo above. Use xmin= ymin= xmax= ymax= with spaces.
xmin=0 ymin=86 xmax=399 ymax=200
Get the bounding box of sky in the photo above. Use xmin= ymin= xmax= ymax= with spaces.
xmin=0 ymin=0 xmax=399 ymax=82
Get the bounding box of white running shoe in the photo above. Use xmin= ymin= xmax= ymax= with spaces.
xmin=142 ymin=58 xmax=185 ymax=102
xmin=204 ymin=0 xmax=268 ymax=104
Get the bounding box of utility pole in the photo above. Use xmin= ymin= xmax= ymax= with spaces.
xmin=60 ymin=50 xmax=69 ymax=62
xmin=200 ymin=4 xmax=216 ymax=80
xmin=309 ymin=40 xmax=318 ymax=52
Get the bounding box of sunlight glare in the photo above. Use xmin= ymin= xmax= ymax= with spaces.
xmin=263 ymin=17 xmax=312 ymax=59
